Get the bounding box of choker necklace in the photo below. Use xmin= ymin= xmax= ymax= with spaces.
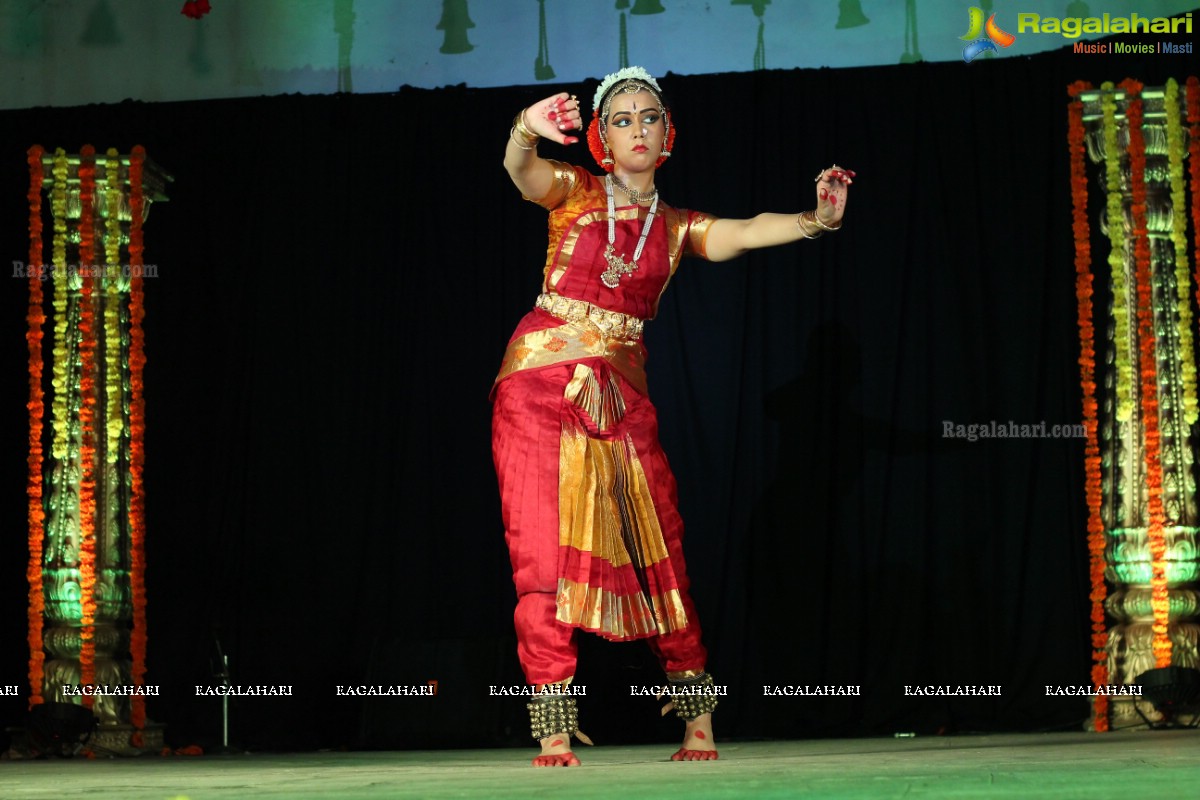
xmin=609 ymin=172 xmax=657 ymax=205
xmin=602 ymin=174 xmax=658 ymax=289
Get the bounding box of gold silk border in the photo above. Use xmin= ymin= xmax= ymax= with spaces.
xmin=563 ymin=361 xmax=627 ymax=434
xmin=495 ymin=322 xmax=647 ymax=395
xmin=556 ymin=578 xmax=687 ymax=640
xmin=558 ymin=422 xmax=670 ymax=567
xmin=531 ymin=161 xmax=719 ymax=319
xmin=547 ymin=206 xmax=640 ymax=295
xmin=554 ymin=367 xmax=687 ymax=639
xmin=545 ymin=205 xmax=710 ymax=318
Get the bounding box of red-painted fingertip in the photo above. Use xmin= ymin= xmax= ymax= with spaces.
xmin=565 ymin=136 xmax=579 ymax=144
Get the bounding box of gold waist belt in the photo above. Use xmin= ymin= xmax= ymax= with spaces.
xmin=535 ymin=293 xmax=644 ymax=341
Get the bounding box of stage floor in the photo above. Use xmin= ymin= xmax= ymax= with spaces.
xmin=2 ymin=730 xmax=1197 ymax=799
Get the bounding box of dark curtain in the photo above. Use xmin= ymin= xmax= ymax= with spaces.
xmin=0 ymin=35 xmax=1193 ymax=750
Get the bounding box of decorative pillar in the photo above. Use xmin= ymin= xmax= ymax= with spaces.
xmin=1072 ymin=79 xmax=1200 ymax=730
xmin=25 ymin=145 xmax=170 ymax=753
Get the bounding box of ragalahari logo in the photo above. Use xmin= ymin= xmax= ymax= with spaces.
xmin=960 ymin=7 xmax=1016 ymax=62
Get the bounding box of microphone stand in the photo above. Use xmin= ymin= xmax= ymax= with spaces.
xmin=211 ymin=633 xmax=241 ymax=754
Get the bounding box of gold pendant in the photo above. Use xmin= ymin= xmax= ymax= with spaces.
xmin=601 ymin=243 xmax=637 ymax=289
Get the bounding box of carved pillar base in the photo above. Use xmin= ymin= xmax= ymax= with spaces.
xmin=89 ymin=722 xmax=166 ymax=755
xmin=1104 ymin=617 xmax=1200 ymax=684
xmin=43 ymin=620 xmax=136 ymax=727
xmin=1107 ymin=696 xmax=1199 ymax=729
xmin=1103 ymin=618 xmax=1200 ymax=728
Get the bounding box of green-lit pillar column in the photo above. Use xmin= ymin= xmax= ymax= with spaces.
xmin=1082 ymin=85 xmax=1200 ymax=729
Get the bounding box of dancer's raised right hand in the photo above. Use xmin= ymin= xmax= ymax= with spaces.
xmin=522 ymin=93 xmax=582 ymax=145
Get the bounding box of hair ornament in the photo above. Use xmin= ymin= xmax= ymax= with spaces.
xmin=592 ymin=66 xmax=663 ymax=112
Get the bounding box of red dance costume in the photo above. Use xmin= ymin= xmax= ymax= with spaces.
xmin=493 ymin=160 xmax=718 ymax=686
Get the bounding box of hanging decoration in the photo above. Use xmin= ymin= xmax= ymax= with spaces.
xmin=617 ymin=0 xmax=630 ymax=69
xmin=77 ymin=145 xmax=99 ymax=704
xmin=731 ymin=0 xmax=770 ymax=71
xmin=1100 ymin=85 xmax=1134 ymax=422
xmin=50 ymin=151 xmax=70 ymax=462
xmin=26 ymin=146 xmax=46 ymax=710
xmin=614 ymin=0 xmax=663 ymax=69
xmin=535 ymin=0 xmax=554 ymax=80
xmin=128 ymin=146 xmax=150 ymax=731
xmin=1190 ymin=79 xmax=1200 ymax=345
xmin=104 ymin=150 xmax=124 ymax=462
xmin=1164 ymin=80 xmax=1197 ymax=428
xmin=81 ymin=0 xmax=122 ymax=46
xmin=437 ymin=0 xmax=475 ymax=54
xmin=900 ymin=0 xmax=922 ymax=63
xmin=1067 ymin=79 xmax=1108 ymax=731
xmin=334 ymin=0 xmax=355 ymax=93
xmin=835 ymin=0 xmax=869 ymax=29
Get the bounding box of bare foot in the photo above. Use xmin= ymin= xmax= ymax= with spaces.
xmin=671 ymin=713 xmax=718 ymax=761
xmin=532 ymin=733 xmax=580 ymax=767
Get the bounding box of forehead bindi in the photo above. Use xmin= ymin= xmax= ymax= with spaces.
xmin=608 ymin=91 xmax=658 ymax=119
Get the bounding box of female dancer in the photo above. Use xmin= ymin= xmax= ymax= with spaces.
xmin=493 ymin=67 xmax=852 ymax=766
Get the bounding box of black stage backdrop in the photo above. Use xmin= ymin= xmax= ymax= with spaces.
xmin=0 ymin=36 xmax=1193 ymax=751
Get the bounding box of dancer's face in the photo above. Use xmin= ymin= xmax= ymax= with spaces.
xmin=605 ymin=90 xmax=665 ymax=174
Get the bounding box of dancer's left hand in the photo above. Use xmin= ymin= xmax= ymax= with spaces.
xmin=815 ymin=166 xmax=854 ymax=226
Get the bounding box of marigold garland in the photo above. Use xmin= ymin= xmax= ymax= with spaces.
xmin=1068 ymin=80 xmax=1108 ymax=730
xmin=104 ymin=150 xmax=124 ymax=463
xmin=128 ymin=146 xmax=149 ymax=730
xmin=1189 ymin=79 xmax=1200 ymax=358
xmin=31 ymin=146 xmax=154 ymax=727
xmin=1120 ymin=79 xmax=1173 ymax=668
xmin=27 ymin=146 xmax=46 ymax=708
xmin=1164 ymin=80 xmax=1198 ymax=426
xmin=1100 ymin=84 xmax=1135 ymax=422
xmin=77 ymin=145 xmax=98 ymax=703
xmin=50 ymin=151 xmax=70 ymax=461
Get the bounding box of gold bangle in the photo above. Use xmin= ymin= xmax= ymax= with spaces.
xmin=512 ymin=109 xmax=539 ymax=147
xmin=796 ymin=212 xmax=822 ymax=239
xmin=807 ymin=210 xmax=842 ymax=232
xmin=509 ymin=127 xmax=536 ymax=150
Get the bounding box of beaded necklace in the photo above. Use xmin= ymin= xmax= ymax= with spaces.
xmin=601 ymin=174 xmax=658 ymax=289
